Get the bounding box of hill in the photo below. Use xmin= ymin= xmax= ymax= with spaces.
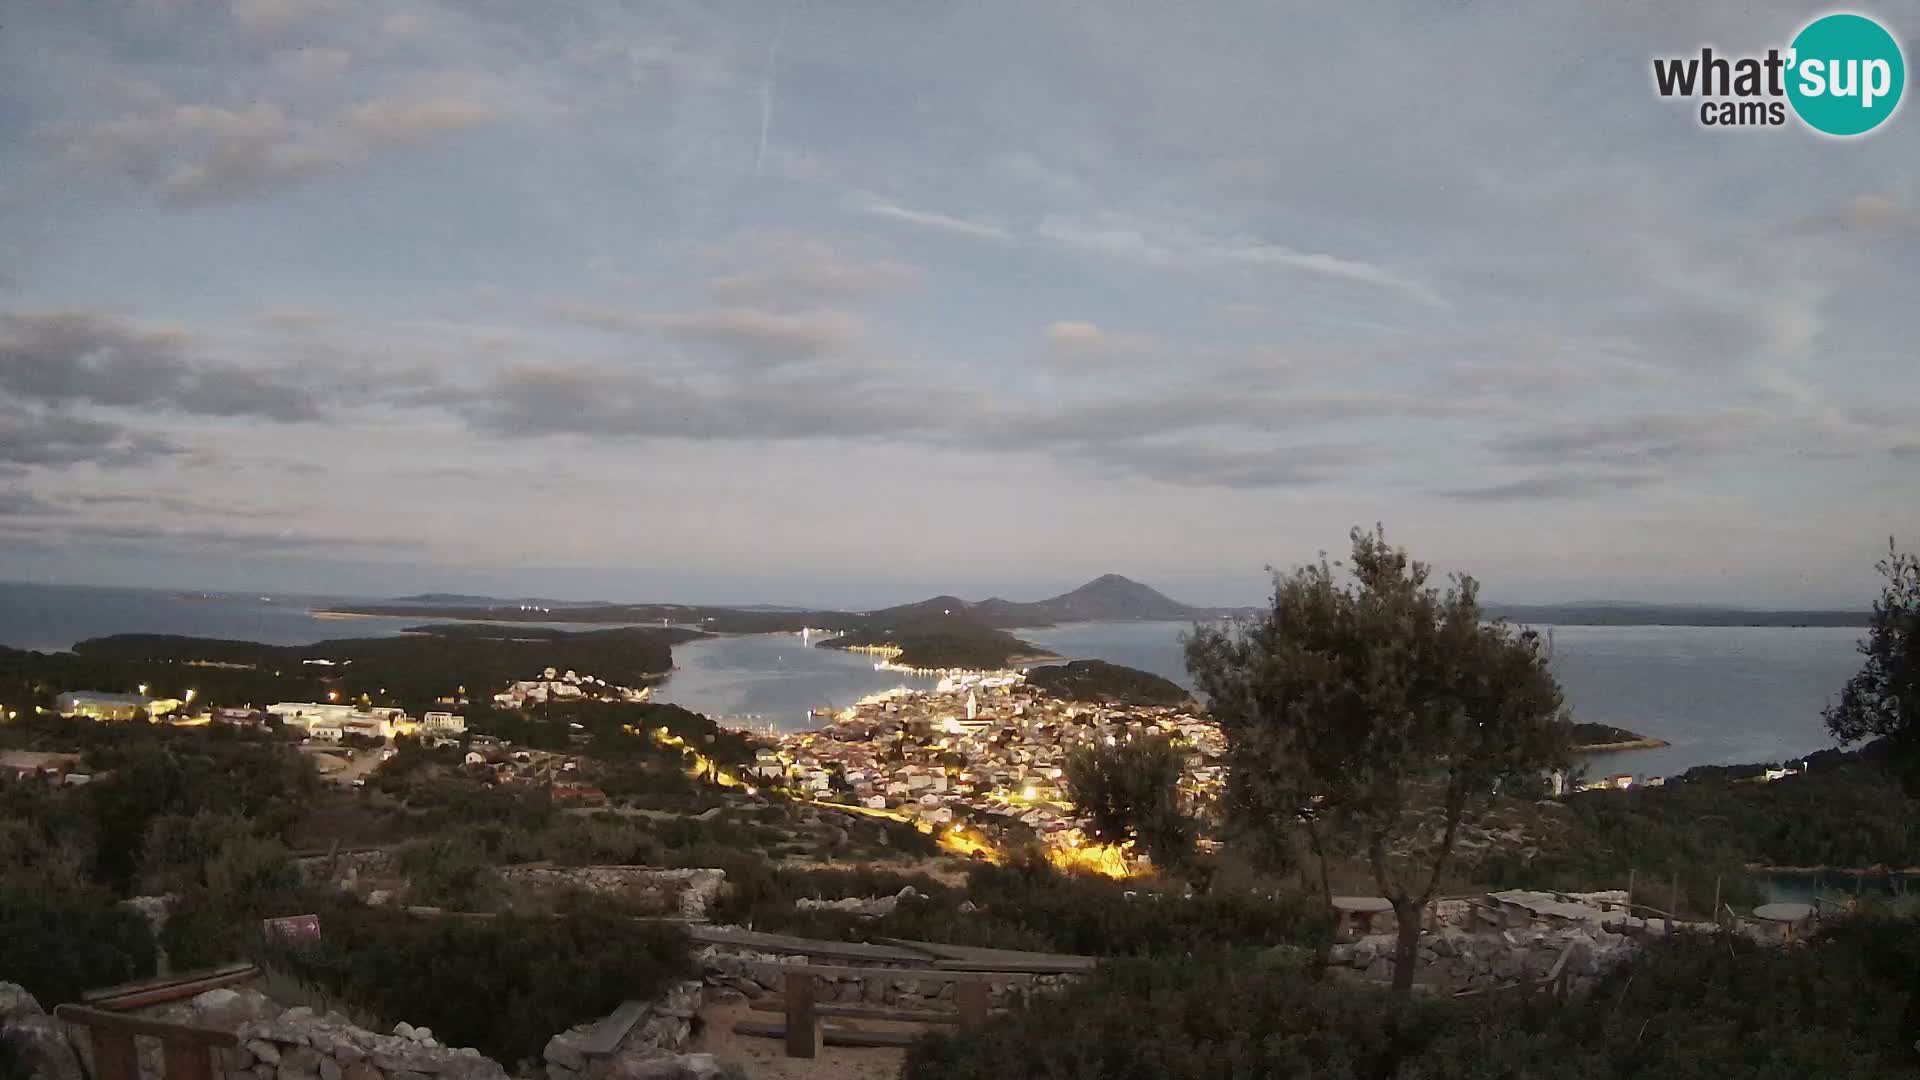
xmin=1024 ymin=659 xmax=1190 ymax=706
xmin=819 ymin=617 xmax=1055 ymax=670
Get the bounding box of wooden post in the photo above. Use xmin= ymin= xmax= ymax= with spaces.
xmin=956 ymin=981 xmax=990 ymax=1028
xmin=162 ymin=1037 xmax=214 ymax=1080
xmin=783 ymin=972 xmax=818 ymax=1059
xmin=89 ymin=1030 xmax=139 ymax=1080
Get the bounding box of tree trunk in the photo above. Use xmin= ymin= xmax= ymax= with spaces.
xmin=1391 ymin=897 xmax=1422 ymax=993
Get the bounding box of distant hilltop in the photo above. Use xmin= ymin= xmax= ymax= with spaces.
xmin=324 ymin=579 xmax=1868 ymax=631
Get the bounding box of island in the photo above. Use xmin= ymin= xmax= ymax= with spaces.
xmin=818 ymin=617 xmax=1055 ymax=671
xmin=1024 ymin=659 xmax=1190 ymax=706
xmin=1569 ymin=722 xmax=1670 ymax=752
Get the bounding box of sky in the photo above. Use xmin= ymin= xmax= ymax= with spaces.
xmin=1 ymin=0 xmax=1918 ymax=609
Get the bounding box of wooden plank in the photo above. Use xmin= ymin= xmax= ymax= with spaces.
xmin=576 ymin=1000 xmax=648 ymax=1059
xmin=689 ymin=926 xmax=934 ymax=965
xmin=929 ymin=958 xmax=1092 ymax=974
xmin=746 ymin=962 xmax=1032 ymax=984
xmin=877 ymin=938 xmax=1095 ymax=969
xmin=749 ymin=1000 xmax=963 ymax=1025
xmin=783 ymin=973 xmax=817 ymax=1059
xmin=53 ymin=1006 xmax=239 ymax=1048
xmin=955 ymin=981 xmax=989 ymax=1027
xmin=83 ymin=964 xmax=257 ymax=1005
xmin=732 ymin=1020 xmax=920 ymax=1050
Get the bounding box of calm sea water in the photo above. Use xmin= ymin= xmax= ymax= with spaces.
xmin=1 ymin=584 xmax=1867 ymax=776
xmin=1019 ymin=620 xmax=1865 ymax=780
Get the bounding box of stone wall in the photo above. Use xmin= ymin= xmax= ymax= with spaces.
xmin=293 ymin=850 xmax=399 ymax=893
xmin=693 ymin=936 xmax=1079 ymax=1012
xmin=542 ymin=983 xmax=732 ymax=1080
xmin=78 ymin=990 xmax=507 ymax=1080
xmin=496 ymin=867 xmax=725 ymax=922
xmin=1 ymin=983 xmax=83 ymax=1080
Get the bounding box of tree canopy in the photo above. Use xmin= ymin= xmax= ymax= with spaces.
xmin=1185 ymin=527 xmax=1569 ymax=990
xmin=1825 ymin=538 xmax=1920 ymax=794
xmin=1063 ymin=735 xmax=1198 ymax=877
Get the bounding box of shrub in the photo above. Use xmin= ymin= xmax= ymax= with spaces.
xmin=0 ymin=871 xmax=154 ymax=1005
xmin=271 ymin=906 xmax=693 ymax=1065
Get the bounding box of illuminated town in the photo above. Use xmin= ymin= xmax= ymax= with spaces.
xmin=753 ymin=671 xmax=1228 ymax=874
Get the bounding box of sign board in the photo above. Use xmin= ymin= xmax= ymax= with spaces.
xmin=261 ymin=914 xmax=321 ymax=949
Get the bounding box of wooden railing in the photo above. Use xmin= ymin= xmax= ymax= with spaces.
xmin=736 ymin=962 xmax=1037 ymax=1058
xmin=53 ymin=1005 xmax=237 ymax=1080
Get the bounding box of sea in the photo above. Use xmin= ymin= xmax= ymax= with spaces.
xmin=0 ymin=582 xmax=1868 ymax=777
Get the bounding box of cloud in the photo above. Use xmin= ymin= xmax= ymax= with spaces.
xmin=0 ymin=309 xmax=323 ymax=421
xmin=0 ymin=488 xmax=61 ymax=518
xmin=701 ymin=234 xmax=921 ymax=309
xmin=40 ymin=91 xmax=497 ymax=205
xmin=1493 ymin=412 xmax=1765 ymax=469
xmin=843 ymin=191 xmax=1011 ymax=241
xmin=1442 ymin=470 xmax=1659 ymax=502
xmin=0 ymin=412 xmax=178 ymax=468
xmin=545 ymin=304 xmax=861 ymax=363
xmin=1035 ymin=212 xmax=1448 ymax=309
xmin=1037 ymin=321 xmax=1162 ymax=371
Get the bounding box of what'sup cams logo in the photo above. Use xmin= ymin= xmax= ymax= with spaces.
xmin=1653 ymin=12 xmax=1905 ymax=135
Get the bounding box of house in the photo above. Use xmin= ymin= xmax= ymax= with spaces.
xmin=423 ymin=711 xmax=466 ymax=734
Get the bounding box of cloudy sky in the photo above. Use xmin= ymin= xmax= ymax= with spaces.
xmin=2 ymin=0 xmax=1917 ymax=608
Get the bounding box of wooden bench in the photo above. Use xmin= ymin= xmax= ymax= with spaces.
xmin=54 ymin=1005 xmax=238 ymax=1080
xmin=738 ymin=963 xmax=1034 ymax=1058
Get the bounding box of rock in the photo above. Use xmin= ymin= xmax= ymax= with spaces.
xmin=412 ymin=1028 xmax=433 ymax=1044
xmin=390 ymin=1070 xmax=430 ymax=1080
xmin=233 ymin=1044 xmax=258 ymax=1070
xmin=393 ymin=1023 xmax=417 ymax=1040
xmin=248 ymin=1041 xmax=284 ymax=1065
xmin=544 ymin=1033 xmax=588 ymax=1073
xmin=679 ymin=1054 xmax=725 ymax=1080
xmin=319 ymin=1057 xmax=342 ymax=1080
xmin=0 ymin=984 xmax=41 ymax=1022
xmin=192 ymin=989 xmax=242 ymax=1012
xmin=278 ymin=1063 xmax=319 ymax=1080
xmin=282 ymin=1046 xmax=322 ymax=1075
xmin=281 ymin=1008 xmax=316 ymax=1024
xmin=254 ymin=1064 xmax=277 ymax=1080
xmin=1 ymin=1013 xmax=84 ymax=1080
xmin=342 ymin=1063 xmax=381 ymax=1080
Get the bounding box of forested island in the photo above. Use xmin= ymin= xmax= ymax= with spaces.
xmin=1568 ymin=722 xmax=1670 ymax=752
xmin=1025 ymin=659 xmax=1191 ymax=706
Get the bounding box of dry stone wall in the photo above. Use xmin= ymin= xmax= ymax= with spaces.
xmin=96 ymin=990 xmax=506 ymax=1080
xmin=694 ymin=934 xmax=1079 ymax=1011
xmin=495 ymin=867 xmax=725 ymax=921
xmin=541 ymin=982 xmax=732 ymax=1080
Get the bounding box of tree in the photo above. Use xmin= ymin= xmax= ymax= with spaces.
xmin=1825 ymin=538 xmax=1920 ymax=795
xmin=1185 ymin=527 xmax=1568 ymax=992
xmin=1063 ymin=736 xmax=1201 ymax=883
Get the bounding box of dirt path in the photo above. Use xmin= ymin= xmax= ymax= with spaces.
xmin=692 ymin=999 xmax=920 ymax=1080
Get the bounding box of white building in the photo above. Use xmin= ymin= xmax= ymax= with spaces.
xmin=423 ymin=711 xmax=467 ymax=734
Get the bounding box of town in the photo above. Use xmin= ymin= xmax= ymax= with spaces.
xmin=756 ymin=671 xmax=1228 ymax=868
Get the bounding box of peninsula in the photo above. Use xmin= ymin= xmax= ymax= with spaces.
xmin=1569 ymin=722 xmax=1670 ymax=753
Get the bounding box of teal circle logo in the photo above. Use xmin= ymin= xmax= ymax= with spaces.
xmin=1787 ymin=13 xmax=1905 ymax=136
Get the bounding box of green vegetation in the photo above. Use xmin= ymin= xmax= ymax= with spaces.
xmin=821 ymin=616 xmax=1051 ymax=669
xmin=1485 ymin=742 xmax=1920 ymax=915
xmin=1026 ymin=660 xmax=1189 ymax=705
xmin=0 ymin=625 xmax=685 ymax=718
xmin=267 ymin=904 xmax=692 ymax=1065
xmin=1568 ymin=722 xmax=1664 ymax=748
xmin=1187 ymin=527 xmax=1570 ymax=990
xmin=905 ymin=917 xmax=1920 ymax=1079
xmin=1064 ymin=736 xmax=1202 ymax=882
xmin=1826 ymin=538 xmax=1920 ymax=794
xmin=718 ymin=853 xmax=1325 ymax=957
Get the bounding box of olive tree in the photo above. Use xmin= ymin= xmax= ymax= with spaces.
xmin=1825 ymin=538 xmax=1920 ymax=795
xmin=1185 ymin=527 xmax=1568 ymax=992
xmin=1063 ymin=735 xmax=1202 ymax=884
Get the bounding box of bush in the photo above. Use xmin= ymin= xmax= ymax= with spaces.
xmin=905 ymin=917 xmax=1920 ymax=1080
xmin=0 ymin=872 xmax=154 ymax=1005
xmin=271 ymin=907 xmax=693 ymax=1065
